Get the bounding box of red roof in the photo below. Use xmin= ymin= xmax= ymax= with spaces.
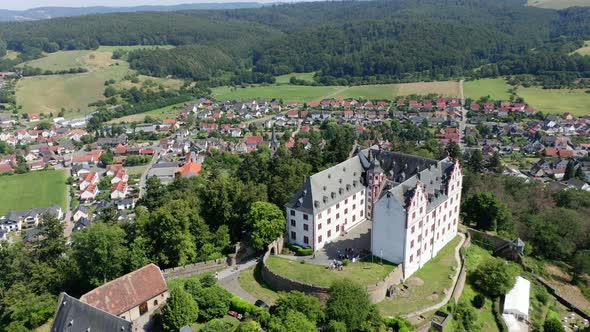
xmin=80 ymin=264 xmax=168 ymax=316
xmin=0 ymin=164 xmax=13 ymax=173
xmin=245 ymin=136 xmax=263 ymax=146
xmin=544 ymin=147 xmax=558 ymax=156
xmin=176 ymin=161 xmax=202 ymax=177
xmin=111 ymin=181 xmax=127 ymax=193
xmin=114 ymin=144 xmax=127 ymax=155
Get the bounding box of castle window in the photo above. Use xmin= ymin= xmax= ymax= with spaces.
xmin=345 ymin=208 xmax=348 ymax=215
xmin=430 ymin=238 xmax=434 ymax=245
xmin=411 ymin=240 xmax=414 ymax=248
xmin=411 ymin=226 xmax=415 ymax=234
xmin=353 ymin=194 xmax=356 ymax=200
xmin=336 ymin=225 xmax=340 ymax=232
xmin=353 ymin=215 xmax=356 ymax=222
xmin=353 ymin=204 xmax=356 ymax=210
xmin=318 ymin=213 xmax=322 ymax=219
xmin=328 ymin=208 xmax=331 ymax=214
xmin=455 ymin=206 xmax=458 ymax=213
xmin=360 ymin=210 xmax=364 ymax=217
xmin=318 ymin=223 xmax=322 ymax=230
xmin=361 ymin=199 xmax=364 ymax=205
xmin=336 ymin=203 xmax=340 ymax=209
xmin=345 ymin=199 xmax=348 ymax=204
xmin=420 ymin=207 xmax=423 ymax=214
xmin=318 ymin=235 xmax=322 ymax=243
xmin=445 ymin=202 xmax=448 ymax=208
xmin=303 ymin=214 xmax=309 ymax=220
xmin=291 ymin=231 xmax=296 ymax=240
xmin=419 ymin=221 xmax=422 ymax=228
xmin=304 ymin=236 xmax=309 ymax=244
xmin=328 ymin=230 xmax=332 ymax=237
xmin=327 ymin=218 xmax=331 ymax=224
xmin=290 ymin=220 xmax=296 ymax=227
xmin=303 ymin=224 xmax=309 ymax=231
xmin=290 ymin=210 xmax=295 ymax=216
xmin=410 ymin=255 xmax=413 ymax=263
xmin=417 ymin=249 xmax=421 ymax=256
xmin=412 ymin=212 xmax=416 ymax=219
xmin=336 ymin=213 xmax=340 ymax=219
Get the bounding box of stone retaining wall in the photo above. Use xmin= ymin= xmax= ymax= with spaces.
xmin=260 ymin=236 xmax=404 ymax=303
xmin=162 ymin=257 xmax=228 ymax=280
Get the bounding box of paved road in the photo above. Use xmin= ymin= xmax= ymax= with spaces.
xmin=217 ymin=257 xmax=260 ymax=304
xmin=138 ymin=149 xmax=159 ymax=198
xmin=63 ymin=169 xmax=74 ymax=240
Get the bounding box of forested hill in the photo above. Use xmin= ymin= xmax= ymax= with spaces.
xmin=1 ymin=0 xmax=590 ymax=84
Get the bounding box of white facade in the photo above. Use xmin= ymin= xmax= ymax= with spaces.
xmin=287 ymin=188 xmax=366 ymax=249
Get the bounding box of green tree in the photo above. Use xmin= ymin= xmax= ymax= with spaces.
xmin=571 ymin=250 xmax=590 ymax=282
xmin=274 ymin=291 xmax=324 ymax=323
xmin=1 ymin=283 xmax=55 ymax=329
xmin=564 ymin=160 xmax=576 ymax=180
xmin=462 ymin=192 xmax=513 ymax=233
xmin=471 ymin=258 xmax=517 ymax=298
xmin=488 ymin=152 xmax=502 ymax=173
xmin=543 ymin=317 xmax=565 ymax=332
xmin=36 ymin=121 xmax=52 ymax=130
xmin=246 ymin=201 xmax=285 ymax=251
xmin=237 ymin=320 xmax=262 ymax=332
xmin=454 ymin=302 xmax=479 ymax=331
xmin=194 ymin=286 xmax=232 ymax=321
xmin=0 ymin=38 xmax=6 ymax=57
xmin=527 ymin=208 xmax=585 ymax=260
xmin=468 ymin=149 xmax=483 ymax=173
xmin=267 ymin=310 xmax=316 ymax=332
xmin=72 ymin=223 xmax=128 ymax=287
xmin=161 ymin=287 xmax=199 ymax=332
xmin=145 ymin=199 xmax=197 ymax=267
xmin=35 ymin=213 xmax=67 ymax=264
xmin=327 ymin=320 xmax=347 ymax=332
xmin=446 ymin=142 xmax=461 ymax=161
xmin=326 ymin=279 xmax=378 ymax=331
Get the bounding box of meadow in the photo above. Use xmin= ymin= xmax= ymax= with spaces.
xmin=211 ymin=80 xmax=461 ymax=102
xmin=0 ymin=170 xmax=67 ymax=216
xmin=517 ymin=87 xmax=590 ymax=116
xmin=108 ymin=101 xmax=187 ymax=123
xmin=16 ymin=63 xmax=133 ymax=118
xmin=18 ymin=50 xmax=117 ymax=72
xmin=463 ymin=78 xmax=512 ymax=101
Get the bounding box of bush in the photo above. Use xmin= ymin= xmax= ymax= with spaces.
xmin=200 ymin=318 xmax=232 ymax=332
xmin=288 ymin=244 xmax=314 ymax=256
xmin=342 ymin=258 xmax=350 ymax=266
xmin=328 ymin=320 xmax=347 ymax=332
xmin=201 ymin=274 xmax=217 ymax=288
xmin=472 ymin=294 xmax=485 ymax=309
xmin=534 ymin=287 xmax=549 ymax=305
xmin=231 ymin=296 xmax=258 ymax=314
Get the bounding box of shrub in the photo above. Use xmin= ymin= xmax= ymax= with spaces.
xmin=342 ymin=258 xmax=350 ymax=266
xmin=534 ymin=287 xmax=549 ymax=305
xmin=327 ymin=320 xmax=347 ymax=332
xmin=231 ymin=296 xmax=258 ymax=315
xmin=472 ymin=294 xmax=485 ymax=309
xmin=201 ymin=274 xmax=218 ymax=288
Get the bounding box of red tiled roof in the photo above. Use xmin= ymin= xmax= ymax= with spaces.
xmin=111 ymin=181 xmax=127 ymax=193
xmin=80 ymin=264 xmax=167 ymax=316
xmin=176 ymin=161 xmax=202 ymax=177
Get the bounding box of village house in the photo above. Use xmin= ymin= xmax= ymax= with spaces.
xmin=111 ymin=181 xmax=128 ymax=200
xmin=80 ymin=184 xmax=99 ymax=202
xmin=80 ymin=263 xmax=169 ymax=331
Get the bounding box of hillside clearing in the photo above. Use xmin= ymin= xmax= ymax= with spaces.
xmin=2 ymin=50 xmax=20 ymax=60
xmin=212 ymin=85 xmax=343 ymax=102
xmin=0 ymin=170 xmax=67 ymax=216
xmin=18 ymin=50 xmax=119 ymax=72
xmin=396 ymin=81 xmax=461 ymax=97
xmin=464 ymin=78 xmax=512 ymax=101
xmin=16 ymin=63 xmax=132 ymax=118
xmin=572 ymin=41 xmax=590 ymax=56
xmin=108 ymin=102 xmax=186 ymax=123
xmin=96 ymin=45 xmax=175 ymax=52
xmin=528 ymin=0 xmax=590 ymax=8
xmin=275 ymin=72 xmax=316 ymax=84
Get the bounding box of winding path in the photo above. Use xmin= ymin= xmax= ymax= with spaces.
xmin=217 ymin=257 xmax=260 ymax=304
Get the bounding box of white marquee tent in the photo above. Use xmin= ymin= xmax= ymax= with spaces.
xmin=503 ymin=276 xmax=531 ymax=321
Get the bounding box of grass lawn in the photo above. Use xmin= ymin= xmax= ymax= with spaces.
xmin=377 ymin=236 xmax=461 ymax=316
xmin=572 ymin=41 xmax=590 ymax=56
xmin=517 ymin=86 xmax=590 ymax=116
xmin=127 ymin=166 xmax=148 ymax=177
xmin=192 ymin=315 xmax=240 ymax=331
xmin=275 ymin=72 xmax=316 ymax=84
xmin=334 ymin=84 xmax=399 ymax=99
xmin=238 ymin=265 xmax=280 ymax=305
xmin=16 ymin=62 xmax=132 ymax=117
xmin=114 ymin=74 xmax=183 ymax=91
xmin=528 ymin=0 xmax=590 ymax=8
xmin=19 ymin=50 xmax=118 ymax=72
xmin=108 ymin=101 xmax=186 ymax=123
xmin=0 ymin=170 xmax=67 ymax=216
xmin=396 ymin=81 xmax=460 ymax=97
xmin=265 ymin=255 xmax=396 ymax=288
xmin=464 ymin=78 xmax=512 ymax=101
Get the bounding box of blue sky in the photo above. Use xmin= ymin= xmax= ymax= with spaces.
xmin=1 ymin=0 xmax=292 ymax=11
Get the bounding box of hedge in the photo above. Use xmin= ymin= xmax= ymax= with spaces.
xmin=288 ymin=244 xmax=314 ymax=256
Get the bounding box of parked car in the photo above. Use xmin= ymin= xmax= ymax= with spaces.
xmin=255 ymin=300 xmax=269 ymax=308
xmin=227 ymin=311 xmax=243 ymax=320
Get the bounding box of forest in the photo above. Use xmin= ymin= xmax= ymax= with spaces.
xmin=0 ymin=0 xmax=589 ymax=85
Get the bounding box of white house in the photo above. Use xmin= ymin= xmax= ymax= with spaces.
xmin=502 ymin=276 xmax=530 ymax=332
xmin=111 ymin=182 xmax=128 ymax=200
xmin=286 ymin=148 xmax=462 ymax=280
xmin=110 ymin=168 xmax=128 ymax=184
xmin=79 ymin=172 xmax=98 ymax=191
xmin=80 ymin=184 xmax=99 ymax=201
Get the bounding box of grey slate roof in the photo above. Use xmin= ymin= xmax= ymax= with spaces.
xmin=287 ymin=148 xmax=457 ymax=214
xmin=51 ymin=292 xmax=132 ymax=332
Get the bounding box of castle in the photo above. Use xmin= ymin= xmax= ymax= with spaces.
xmin=285 ymin=148 xmax=462 ymax=278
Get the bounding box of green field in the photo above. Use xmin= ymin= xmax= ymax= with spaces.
xmin=377 ymin=236 xmax=461 ymax=316
xmin=517 ymin=86 xmax=590 ymax=116
xmin=16 ymin=62 xmax=133 ymax=117
xmin=0 ymin=170 xmax=67 ymax=216
xmin=275 ymin=72 xmax=316 ymax=84
xmin=2 ymin=50 xmax=20 ymax=60
xmin=464 ymin=78 xmax=512 ymax=101
xmin=265 ymin=256 xmax=396 ymax=288
xmin=528 ymin=0 xmax=590 ymax=8
xmin=573 ymin=41 xmax=590 ymax=56
xmin=212 ymin=80 xmax=460 ymax=102
xmin=212 ymin=85 xmax=344 ymax=102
